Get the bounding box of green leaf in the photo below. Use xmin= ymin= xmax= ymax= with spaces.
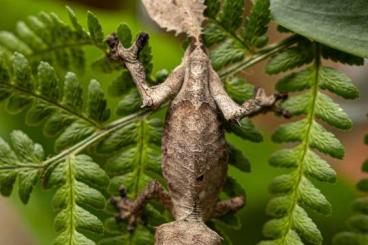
xmin=0 ymin=54 xmax=111 ymax=150
xmin=0 ymin=8 xmax=109 ymax=72
xmin=49 ymin=155 xmax=108 ymax=244
xmin=117 ymin=23 xmax=132 ymax=47
xmin=210 ymin=39 xmax=244 ymax=70
xmin=224 ymin=77 xmax=254 ymax=103
xmin=204 ymin=0 xmax=220 ymax=18
xmin=242 ymin=0 xmax=271 ymax=48
xmin=319 ymin=67 xmax=359 ymax=100
xmin=228 ymin=144 xmax=251 ymax=172
xmin=265 ymin=52 xmax=351 ymax=244
xmin=0 ymin=131 xmax=43 ymax=203
xmin=218 ymin=0 xmax=244 ymax=32
xmin=115 ymin=89 xmax=141 ymax=116
xmin=271 ymin=0 xmax=368 ymax=57
xmin=298 ymin=177 xmax=331 ymax=215
xmin=315 ymin=92 xmax=352 ymax=130
xmin=321 ymin=45 xmax=364 ymax=66
xmin=87 ymin=11 xmax=105 ymax=49
xmin=225 ymin=118 xmax=263 ymax=143
xmin=266 ymin=46 xmax=313 ymax=74
xmin=87 ymin=79 xmax=111 ymax=123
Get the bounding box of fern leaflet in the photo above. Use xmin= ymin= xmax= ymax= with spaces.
xmin=0 ymin=130 xmax=43 ymax=204
xmin=46 ymin=154 xmax=109 ymax=244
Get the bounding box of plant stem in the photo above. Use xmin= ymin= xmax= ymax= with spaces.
xmin=41 ymin=110 xmax=150 ymax=172
xmin=280 ymin=43 xmax=321 ymax=243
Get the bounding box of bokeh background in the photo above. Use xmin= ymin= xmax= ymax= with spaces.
xmin=0 ymin=0 xmax=367 ymax=244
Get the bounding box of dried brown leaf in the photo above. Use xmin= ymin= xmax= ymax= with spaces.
xmin=142 ymin=0 xmax=206 ymax=40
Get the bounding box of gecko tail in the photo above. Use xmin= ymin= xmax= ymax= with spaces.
xmin=155 ymin=220 xmax=222 ymax=245
xmin=142 ymin=0 xmax=206 ymax=40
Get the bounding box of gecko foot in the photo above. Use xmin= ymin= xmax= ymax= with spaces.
xmin=250 ymin=87 xmax=291 ymax=118
xmin=110 ymin=187 xmax=140 ymax=231
xmin=110 ymin=181 xmax=173 ymax=232
xmin=106 ymin=32 xmax=149 ymax=64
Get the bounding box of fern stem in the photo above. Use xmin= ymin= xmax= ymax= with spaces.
xmin=0 ymin=163 xmax=43 ymax=170
xmin=280 ymin=43 xmax=321 ymax=243
xmin=41 ymin=110 xmax=150 ymax=174
xmin=218 ymin=35 xmax=299 ymax=79
xmin=1 ymin=82 xmax=103 ymax=129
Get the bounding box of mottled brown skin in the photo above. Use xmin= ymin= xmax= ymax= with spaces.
xmin=163 ymin=52 xmax=227 ymax=222
xmin=107 ymin=33 xmax=288 ymax=245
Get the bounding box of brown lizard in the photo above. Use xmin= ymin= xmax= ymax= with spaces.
xmin=107 ymin=1 xmax=289 ymax=244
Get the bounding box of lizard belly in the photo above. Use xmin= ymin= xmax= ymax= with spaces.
xmin=162 ymin=99 xmax=227 ymax=221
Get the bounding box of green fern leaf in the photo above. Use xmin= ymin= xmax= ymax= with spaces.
xmin=266 ymin=39 xmax=314 ymax=74
xmin=0 ymin=7 xmax=107 ymax=72
xmin=203 ymin=0 xmax=272 ymax=72
xmin=321 ymin=45 xmax=364 ymax=66
xmin=0 ymin=53 xmax=111 ymax=151
xmin=218 ymin=0 xmax=245 ymax=32
xmin=46 ymin=154 xmax=109 ymax=244
xmin=0 ymin=131 xmax=43 ymax=204
xmin=87 ymin=11 xmax=105 ymax=49
xmin=261 ymin=44 xmax=357 ymax=245
xmin=242 ymin=0 xmax=271 ymax=48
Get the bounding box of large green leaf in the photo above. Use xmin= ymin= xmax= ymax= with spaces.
xmin=271 ymin=0 xmax=368 ymax=57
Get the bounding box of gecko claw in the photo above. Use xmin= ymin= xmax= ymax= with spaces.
xmin=136 ymin=32 xmax=149 ymax=54
xmin=119 ymin=187 xmax=127 ymax=198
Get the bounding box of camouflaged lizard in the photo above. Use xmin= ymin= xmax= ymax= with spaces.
xmin=107 ymin=1 xmax=289 ymax=244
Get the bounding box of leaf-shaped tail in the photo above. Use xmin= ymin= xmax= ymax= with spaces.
xmin=142 ymin=0 xmax=206 ymax=42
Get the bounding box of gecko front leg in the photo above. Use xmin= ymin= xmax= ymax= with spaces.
xmin=107 ymin=32 xmax=187 ymax=108
xmin=209 ymin=67 xmax=290 ymax=122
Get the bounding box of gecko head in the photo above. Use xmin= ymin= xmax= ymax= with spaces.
xmin=155 ymin=220 xmax=222 ymax=245
xmin=189 ymin=47 xmax=209 ymax=80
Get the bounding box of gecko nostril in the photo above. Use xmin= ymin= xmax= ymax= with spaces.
xmin=196 ymin=175 xmax=204 ymax=181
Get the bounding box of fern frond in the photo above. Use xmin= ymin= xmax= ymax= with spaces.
xmin=333 ymin=120 xmax=368 ymax=245
xmin=204 ymin=0 xmax=272 ymax=70
xmin=0 ymin=53 xmax=111 ymax=151
xmin=0 ymin=7 xmax=106 ymax=72
xmin=45 ymin=154 xmax=109 ymax=244
xmin=0 ymin=130 xmax=43 ymax=204
xmin=260 ymin=43 xmax=359 ymax=245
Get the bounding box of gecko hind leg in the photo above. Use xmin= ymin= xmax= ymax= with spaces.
xmin=111 ymin=181 xmax=173 ymax=231
xmin=211 ymin=196 xmax=245 ymax=218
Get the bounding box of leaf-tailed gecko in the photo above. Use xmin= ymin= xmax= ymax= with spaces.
xmin=107 ymin=1 xmax=289 ymax=244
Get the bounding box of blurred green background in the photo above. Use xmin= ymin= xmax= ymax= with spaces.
xmin=0 ymin=0 xmax=366 ymax=244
